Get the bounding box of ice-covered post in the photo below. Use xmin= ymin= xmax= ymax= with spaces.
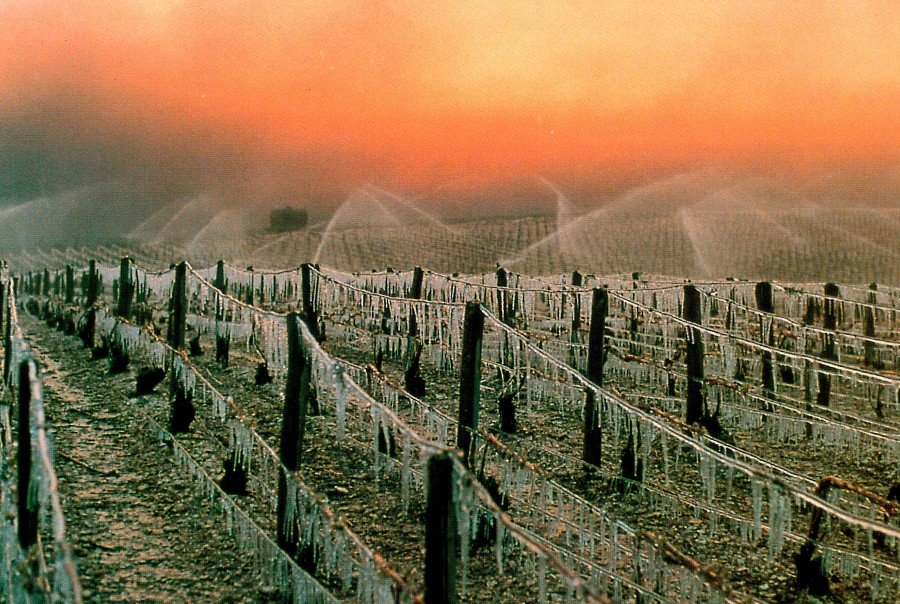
xmin=495 ymin=267 xmax=510 ymax=326
xmin=425 ymin=451 xmax=458 ymax=604
xmin=582 ymin=287 xmax=607 ymax=467
xmin=116 ymin=257 xmax=134 ymax=319
xmin=571 ymin=271 xmax=583 ymax=336
xmin=0 ymin=283 xmax=5 ymax=383
xmin=82 ymin=260 xmax=99 ymax=348
xmin=17 ymin=360 xmax=39 ymax=550
xmin=277 ymin=313 xmax=311 ymax=554
xmin=817 ymin=283 xmax=839 ymax=406
xmin=755 ymin=281 xmax=776 ymax=403
xmin=65 ymin=265 xmax=75 ymax=304
xmin=214 ymin=260 xmax=226 ymax=294
xmin=795 ymin=479 xmax=833 ymax=595
xmin=85 ymin=260 xmax=98 ymax=307
xmin=243 ymin=266 xmax=254 ymax=305
xmin=405 ymin=267 xmax=426 ymax=395
xmin=409 ymin=266 xmax=424 ymax=299
xmin=864 ymin=283 xmax=877 ymax=367
xmin=167 ymin=262 xmax=187 ymax=350
xmin=2 ymin=305 xmax=11 ymax=387
xmin=300 ymin=263 xmax=320 ymax=341
xmin=408 ymin=266 xmax=424 ymax=339
xmin=683 ymin=284 xmax=705 ymax=425
xmin=457 ymin=302 xmax=484 ymax=467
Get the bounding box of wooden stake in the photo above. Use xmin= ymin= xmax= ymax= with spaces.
xmin=496 ymin=267 xmax=509 ymax=326
xmin=116 ymin=257 xmax=134 ymax=319
xmin=864 ymin=283 xmax=877 ymax=367
xmin=683 ymin=284 xmax=705 ymax=425
xmin=85 ymin=260 xmax=98 ymax=308
xmin=408 ymin=266 xmax=424 ymax=339
xmin=167 ymin=262 xmax=187 ymax=349
xmin=277 ymin=313 xmax=310 ymax=553
xmin=2 ymin=304 xmax=11 ymax=386
xmin=214 ymin=260 xmax=226 ymax=293
xmin=82 ymin=260 xmax=99 ymax=348
xmin=64 ymin=265 xmax=74 ymax=304
xmin=817 ymin=283 xmax=839 ymax=406
xmin=583 ymin=288 xmax=607 ymax=466
xmin=571 ymin=272 xmax=583 ymax=336
xmin=300 ymin=263 xmax=320 ymax=341
xmin=17 ymin=360 xmax=39 ymax=550
xmin=755 ymin=282 xmax=776 ymax=403
xmin=425 ymin=451 xmax=458 ymax=604
xmin=456 ymin=302 xmax=484 ymax=467
xmin=406 ymin=267 xmax=426 ymax=395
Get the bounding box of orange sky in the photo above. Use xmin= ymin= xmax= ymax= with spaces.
xmin=1 ymin=0 xmax=897 ymax=187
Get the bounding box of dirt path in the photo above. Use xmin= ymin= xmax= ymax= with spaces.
xmin=23 ymin=316 xmax=263 ymax=603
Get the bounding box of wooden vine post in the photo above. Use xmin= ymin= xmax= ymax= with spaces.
xmin=425 ymin=451 xmax=458 ymax=604
xmin=683 ymin=284 xmax=705 ymax=425
xmin=214 ymin=260 xmax=227 ymax=294
xmin=300 ymin=263 xmax=320 ymax=341
xmin=582 ymin=287 xmax=607 ymax=467
xmin=409 ymin=266 xmax=424 ymax=303
xmin=116 ymin=256 xmax=134 ymax=319
xmin=817 ymin=283 xmax=840 ymax=406
xmin=167 ymin=262 xmax=187 ymax=350
xmin=85 ymin=260 xmax=98 ymax=305
xmin=2 ymin=301 xmax=11 ymax=386
xmin=495 ymin=267 xmax=515 ymax=328
xmin=17 ymin=360 xmax=39 ymax=551
xmin=244 ymin=266 xmax=254 ymax=305
xmin=794 ymin=476 xmax=898 ymax=595
xmin=277 ymin=313 xmax=311 ymax=555
xmin=456 ymin=302 xmax=484 ymax=467
xmin=82 ymin=260 xmax=99 ymax=348
xmin=754 ymin=282 xmax=776 ymax=396
xmin=571 ymin=271 xmax=583 ymax=336
xmin=407 ymin=266 xmax=424 ymax=341
xmin=404 ymin=266 xmax=426 ymax=395
xmin=863 ymin=283 xmax=877 ymax=367
xmin=64 ymin=265 xmax=75 ymax=304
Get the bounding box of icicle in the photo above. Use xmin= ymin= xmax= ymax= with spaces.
xmin=537 ymin=554 xmax=547 ymax=604
xmin=371 ymin=406 xmax=382 ymax=478
xmin=401 ymin=431 xmax=412 ymax=513
xmin=767 ymin=483 xmax=781 ymax=559
xmin=751 ymin=480 xmax=763 ymax=541
xmin=495 ymin=521 xmax=504 ymax=574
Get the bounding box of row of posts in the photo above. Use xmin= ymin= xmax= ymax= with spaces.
xmin=163 ymin=263 xmax=865 ymax=603
xmin=19 ymin=259 xmax=874 ymax=603
xmin=1 ymin=281 xmax=70 ymax=595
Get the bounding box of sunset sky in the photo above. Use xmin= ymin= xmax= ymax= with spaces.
xmin=1 ymin=0 xmax=897 ymax=200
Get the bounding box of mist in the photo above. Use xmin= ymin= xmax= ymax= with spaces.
xmin=0 ymin=0 xmax=896 ymax=261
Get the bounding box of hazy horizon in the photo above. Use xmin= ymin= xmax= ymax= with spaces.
xmin=0 ymin=1 xmax=896 ymax=283
xmin=2 ymin=2 xmax=898 ymax=215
